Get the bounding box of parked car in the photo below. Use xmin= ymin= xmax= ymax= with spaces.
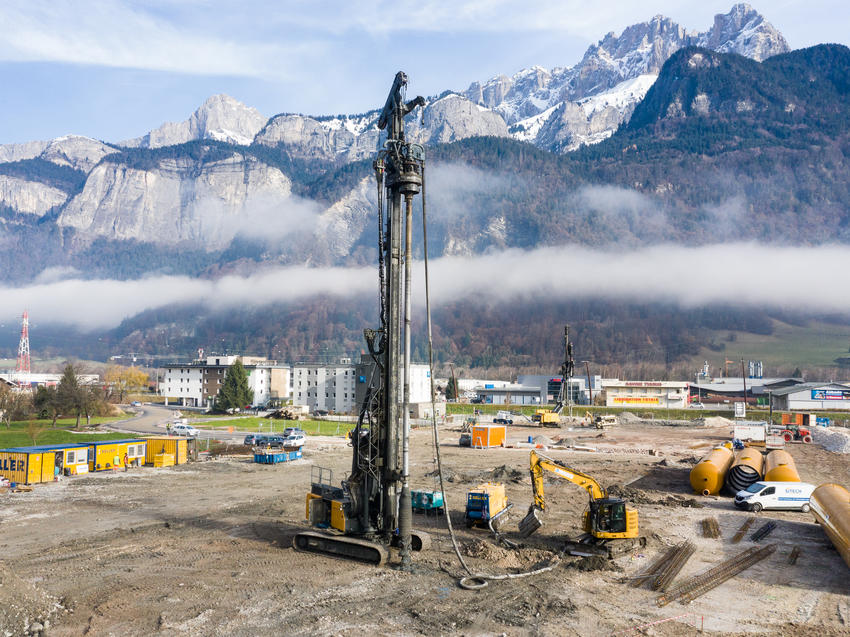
xmin=283 ymin=427 xmax=304 ymax=437
xmin=243 ymin=433 xmax=264 ymax=446
xmin=734 ymin=481 xmax=816 ymax=512
xmin=170 ymin=423 xmax=199 ymax=437
xmin=283 ymin=433 xmax=306 ymax=448
xmin=130 ymin=401 xmax=142 ymax=407
xmin=313 ymin=409 xmax=329 ymax=417
xmin=264 ymin=436 xmax=287 ymax=449
xmin=688 ymin=402 xmax=705 ymax=409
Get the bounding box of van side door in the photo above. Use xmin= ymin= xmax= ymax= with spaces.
xmin=759 ymin=486 xmax=776 ymax=508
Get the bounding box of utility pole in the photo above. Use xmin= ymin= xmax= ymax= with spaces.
xmin=740 ymin=358 xmax=748 ymax=412
xmin=584 ymin=361 xmax=593 ymax=407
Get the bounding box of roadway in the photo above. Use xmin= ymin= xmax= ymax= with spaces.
xmin=105 ymin=404 xmax=247 ymax=443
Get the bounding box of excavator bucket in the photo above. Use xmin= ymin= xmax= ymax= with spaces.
xmin=519 ymin=507 xmax=542 ymax=537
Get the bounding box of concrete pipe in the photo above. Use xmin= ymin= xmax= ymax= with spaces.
xmin=690 ymin=446 xmax=734 ymax=496
xmin=764 ymin=449 xmax=800 ymax=482
xmin=810 ymin=483 xmax=850 ymax=570
xmin=724 ymin=448 xmax=765 ymax=494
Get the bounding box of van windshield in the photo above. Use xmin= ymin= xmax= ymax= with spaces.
xmin=745 ymin=483 xmax=764 ymax=493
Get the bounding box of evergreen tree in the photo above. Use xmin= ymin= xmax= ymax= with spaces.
xmin=445 ymin=376 xmax=458 ymax=401
xmin=214 ymin=360 xmax=254 ymax=412
xmin=57 ymin=363 xmax=82 ymax=428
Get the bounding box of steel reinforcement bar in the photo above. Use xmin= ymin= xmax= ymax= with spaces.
xmin=657 ymin=544 xmax=776 ymax=607
xmin=652 ymin=541 xmax=696 ymax=592
xmin=625 ymin=542 xmax=682 ymax=588
xmin=731 ymin=518 xmax=755 ymax=544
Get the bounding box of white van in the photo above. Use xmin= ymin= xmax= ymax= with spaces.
xmin=734 ymin=481 xmax=816 ymax=513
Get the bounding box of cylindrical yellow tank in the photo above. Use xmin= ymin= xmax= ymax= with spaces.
xmin=690 ymin=446 xmax=734 ymax=496
xmin=764 ymin=449 xmax=800 ymax=482
xmin=810 ymin=483 xmax=850 ymax=570
xmin=725 ymin=448 xmax=764 ymax=493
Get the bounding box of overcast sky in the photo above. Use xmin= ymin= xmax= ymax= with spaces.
xmin=0 ymin=1 xmax=847 ymax=143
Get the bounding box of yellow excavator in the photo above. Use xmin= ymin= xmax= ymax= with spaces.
xmin=519 ymin=450 xmax=645 ymax=558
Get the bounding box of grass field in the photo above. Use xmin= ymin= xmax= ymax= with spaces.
xmin=0 ymin=418 xmax=132 ymax=448
xmin=194 ymin=417 xmax=354 ymax=436
xmin=692 ymin=319 xmax=850 ymax=372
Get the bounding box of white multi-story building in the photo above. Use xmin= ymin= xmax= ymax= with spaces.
xmin=292 ymin=359 xmax=357 ymax=413
xmin=160 ymin=355 xmax=290 ymax=408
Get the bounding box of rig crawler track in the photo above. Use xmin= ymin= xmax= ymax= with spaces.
xmin=657 ymin=544 xmax=776 ymax=607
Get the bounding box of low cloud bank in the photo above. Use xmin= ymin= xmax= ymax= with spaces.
xmin=2 ymin=242 xmax=849 ymax=331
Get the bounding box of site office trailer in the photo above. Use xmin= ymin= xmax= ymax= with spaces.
xmin=0 ymin=444 xmax=91 ymax=485
xmin=88 ymin=439 xmax=146 ymax=472
xmin=144 ymin=437 xmax=189 ymax=465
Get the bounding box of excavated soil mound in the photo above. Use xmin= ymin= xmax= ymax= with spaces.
xmin=617 ymin=412 xmax=641 ymax=423
xmin=607 ymin=484 xmax=654 ymax=505
xmin=461 ymin=540 xmax=555 ymax=570
xmin=566 ymin=556 xmax=621 ymax=572
xmin=702 ymin=416 xmax=734 ymax=428
xmin=0 ymin=560 xmax=62 ymax=635
xmin=488 ymin=465 xmax=525 ymax=483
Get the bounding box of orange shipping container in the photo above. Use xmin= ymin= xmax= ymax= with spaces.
xmin=471 ymin=425 xmax=506 ymax=448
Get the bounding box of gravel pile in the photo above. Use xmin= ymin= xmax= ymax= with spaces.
xmin=813 ymin=425 xmax=850 ymax=454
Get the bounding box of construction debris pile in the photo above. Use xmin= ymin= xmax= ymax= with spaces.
xmin=813 ymin=425 xmax=850 ymax=454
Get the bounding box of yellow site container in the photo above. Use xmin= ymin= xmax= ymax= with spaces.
xmin=764 ymin=449 xmax=801 ymax=482
xmin=144 ymin=437 xmax=188 ymax=465
xmin=810 ymin=483 xmax=850 ymax=570
xmin=471 ymin=424 xmax=507 ymax=448
xmin=88 ymin=439 xmax=146 ymax=472
xmin=689 ymin=446 xmax=734 ymax=495
xmin=0 ymin=444 xmax=90 ymax=484
xmin=153 ymin=453 xmax=175 ymax=468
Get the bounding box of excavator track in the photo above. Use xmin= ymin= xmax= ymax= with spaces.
xmin=566 ymin=534 xmax=646 ymax=559
xmin=292 ymin=531 xmax=389 ymax=566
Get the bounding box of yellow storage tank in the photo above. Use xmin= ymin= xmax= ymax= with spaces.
xmin=725 ymin=448 xmax=765 ymax=493
xmin=88 ymin=439 xmax=147 ymax=471
xmin=0 ymin=444 xmax=90 ymax=484
xmin=764 ymin=449 xmax=800 ymax=482
xmin=690 ymin=446 xmax=734 ymax=495
xmin=144 ymin=437 xmax=188 ymax=465
xmin=810 ymin=483 xmax=850 ymax=570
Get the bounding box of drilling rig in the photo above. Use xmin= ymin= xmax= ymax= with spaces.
xmin=292 ymin=72 xmax=430 ymax=567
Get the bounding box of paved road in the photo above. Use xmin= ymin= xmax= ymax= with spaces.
xmin=105 ymin=404 xmax=246 ymax=443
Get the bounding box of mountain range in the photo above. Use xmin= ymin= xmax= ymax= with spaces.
xmin=1 ymin=4 xmax=850 ymax=374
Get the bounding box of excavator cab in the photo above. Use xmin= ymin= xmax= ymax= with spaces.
xmin=587 ymin=498 xmax=628 ymax=534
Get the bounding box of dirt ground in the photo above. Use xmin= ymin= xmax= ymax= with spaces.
xmin=1 ymin=421 xmax=849 ymax=636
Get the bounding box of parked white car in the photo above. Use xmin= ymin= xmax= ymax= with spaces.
xmin=170 ymin=423 xmax=200 ymax=437
xmin=283 ymin=433 xmax=306 ymax=448
xmin=734 ymin=481 xmax=816 ymax=512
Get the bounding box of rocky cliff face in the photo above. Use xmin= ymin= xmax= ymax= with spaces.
xmin=255 ymin=92 xmax=508 ymax=162
xmin=0 ymin=175 xmax=68 ymax=216
xmin=123 ymin=94 xmax=267 ymax=148
xmin=466 ymin=3 xmax=788 ymax=151
xmin=0 ymin=4 xmax=795 ymax=252
xmin=57 ymin=153 xmax=291 ymax=247
xmin=0 ymin=136 xmax=117 ymax=172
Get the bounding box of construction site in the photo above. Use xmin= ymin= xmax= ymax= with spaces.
xmin=2 ymin=72 xmax=850 ymax=637
xmin=0 ymin=418 xmax=848 ymax=636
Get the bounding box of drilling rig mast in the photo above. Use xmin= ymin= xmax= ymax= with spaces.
xmin=293 ymin=72 xmax=429 ymax=567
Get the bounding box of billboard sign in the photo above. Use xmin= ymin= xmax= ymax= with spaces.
xmin=734 ymin=402 xmax=746 ymax=418
xmin=812 ymin=389 xmax=850 ymax=400
xmin=613 ymin=397 xmax=660 ymax=405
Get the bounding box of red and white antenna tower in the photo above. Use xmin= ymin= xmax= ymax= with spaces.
xmin=16 ymin=310 xmax=31 ymax=375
